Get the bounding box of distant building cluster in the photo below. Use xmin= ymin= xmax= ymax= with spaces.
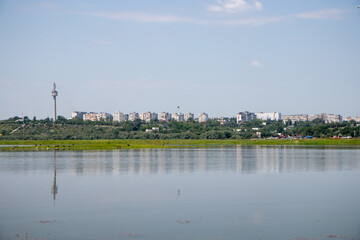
xmin=236 ymin=112 xmax=281 ymax=123
xmin=282 ymin=113 xmax=343 ymax=124
xmin=72 ymin=111 xmax=207 ymax=123
xmin=234 ymin=111 xmax=358 ymax=124
xmin=72 ymin=110 xmax=359 ymax=124
xmin=344 ymin=116 xmax=360 ymax=122
xmin=72 ymin=111 xmax=111 ymax=122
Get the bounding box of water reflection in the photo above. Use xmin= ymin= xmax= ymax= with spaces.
xmin=51 ymin=151 xmax=58 ymax=204
xmin=0 ymin=146 xmax=359 ymax=175
xmin=1 ymin=147 xmax=360 ymax=240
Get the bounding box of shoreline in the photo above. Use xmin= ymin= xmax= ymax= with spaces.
xmin=1 ymin=139 xmax=360 ymax=151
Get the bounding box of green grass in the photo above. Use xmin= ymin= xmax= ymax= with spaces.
xmin=1 ymin=138 xmax=360 ymax=151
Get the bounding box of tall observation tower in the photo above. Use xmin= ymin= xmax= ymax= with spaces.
xmin=51 ymin=83 xmax=58 ymax=121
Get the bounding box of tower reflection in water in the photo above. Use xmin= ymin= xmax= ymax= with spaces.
xmin=51 ymin=151 xmax=58 ymax=205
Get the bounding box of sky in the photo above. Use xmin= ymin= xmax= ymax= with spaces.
xmin=0 ymin=0 xmax=359 ymax=120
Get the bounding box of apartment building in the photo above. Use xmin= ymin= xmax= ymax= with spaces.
xmin=308 ymin=113 xmax=342 ymax=123
xmin=308 ymin=114 xmax=325 ymax=121
xmin=345 ymin=116 xmax=360 ymax=122
xmin=113 ymin=112 xmax=127 ymax=122
xmin=184 ymin=113 xmax=194 ymax=121
xmin=236 ymin=111 xmax=255 ymax=123
xmin=158 ymin=112 xmax=171 ymax=122
xmin=171 ymin=113 xmax=184 ymax=122
xmin=128 ymin=112 xmax=139 ymax=121
xmin=255 ymin=112 xmax=281 ymax=121
xmin=97 ymin=112 xmax=111 ymax=122
xmin=283 ymin=113 xmax=342 ymax=124
xmin=198 ymin=113 xmax=208 ymax=123
xmin=71 ymin=111 xmax=86 ymax=119
xmin=83 ymin=112 xmax=98 ymax=121
xmin=282 ymin=114 xmax=308 ymax=123
xmin=139 ymin=112 xmax=157 ymax=122
xmin=323 ymin=114 xmax=342 ymax=124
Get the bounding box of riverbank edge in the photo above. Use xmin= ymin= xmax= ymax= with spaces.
xmin=1 ymin=139 xmax=360 ymax=151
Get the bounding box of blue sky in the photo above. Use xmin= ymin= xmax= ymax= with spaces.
xmin=0 ymin=0 xmax=359 ymax=119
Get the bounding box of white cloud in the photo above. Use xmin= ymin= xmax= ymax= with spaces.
xmin=296 ymin=8 xmax=348 ymax=19
xmin=83 ymin=11 xmax=282 ymax=27
xmin=80 ymin=7 xmax=349 ymax=28
xmin=250 ymin=60 xmax=262 ymax=68
xmin=85 ymin=11 xmax=195 ymax=23
xmin=207 ymin=0 xmax=262 ymax=13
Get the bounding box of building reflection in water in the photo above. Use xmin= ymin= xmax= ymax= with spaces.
xmin=1 ymin=147 xmax=359 ymax=175
xmin=65 ymin=147 xmax=360 ymax=175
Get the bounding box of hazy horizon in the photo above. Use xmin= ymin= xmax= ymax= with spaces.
xmin=1 ymin=0 xmax=359 ymax=120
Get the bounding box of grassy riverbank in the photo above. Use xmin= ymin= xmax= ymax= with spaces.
xmin=1 ymin=138 xmax=360 ymax=151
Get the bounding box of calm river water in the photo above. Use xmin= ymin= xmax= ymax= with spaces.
xmin=0 ymin=146 xmax=360 ymax=240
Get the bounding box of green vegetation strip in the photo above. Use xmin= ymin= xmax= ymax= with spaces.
xmin=1 ymin=139 xmax=360 ymax=151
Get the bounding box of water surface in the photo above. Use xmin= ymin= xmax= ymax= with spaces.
xmin=1 ymin=146 xmax=360 ymax=240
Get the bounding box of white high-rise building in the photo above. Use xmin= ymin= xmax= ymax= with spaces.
xmin=128 ymin=112 xmax=139 ymax=121
xmin=308 ymin=114 xmax=325 ymax=121
xmin=236 ymin=111 xmax=255 ymax=123
xmin=282 ymin=114 xmax=308 ymax=123
xmin=83 ymin=112 xmax=98 ymax=121
xmin=323 ymin=114 xmax=342 ymax=123
xmin=198 ymin=113 xmax=208 ymax=123
xmin=72 ymin=111 xmax=86 ymax=120
xmin=97 ymin=112 xmax=111 ymax=122
xmin=308 ymin=113 xmax=342 ymax=123
xmin=282 ymin=113 xmax=342 ymax=124
xmin=139 ymin=112 xmax=157 ymax=122
xmin=255 ymin=112 xmax=282 ymax=121
xmin=171 ymin=113 xmax=184 ymax=122
xmin=113 ymin=112 xmax=127 ymax=122
xmin=158 ymin=112 xmax=171 ymax=121
xmin=184 ymin=113 xmax=194 ymax=121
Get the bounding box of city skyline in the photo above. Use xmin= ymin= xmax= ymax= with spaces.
xmin=72 ymin=110 xmax=349 ymax=124
xmin=1 ymin=78 xmax=358 ymax=120
xmin=0 ymin=0 xmax=359 ymax=120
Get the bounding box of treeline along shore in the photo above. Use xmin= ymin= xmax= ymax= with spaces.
xmin=0 ymin=114 xmax=360 ymax=151
xmin=0 ymin=116 xmax=359 ymax=146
